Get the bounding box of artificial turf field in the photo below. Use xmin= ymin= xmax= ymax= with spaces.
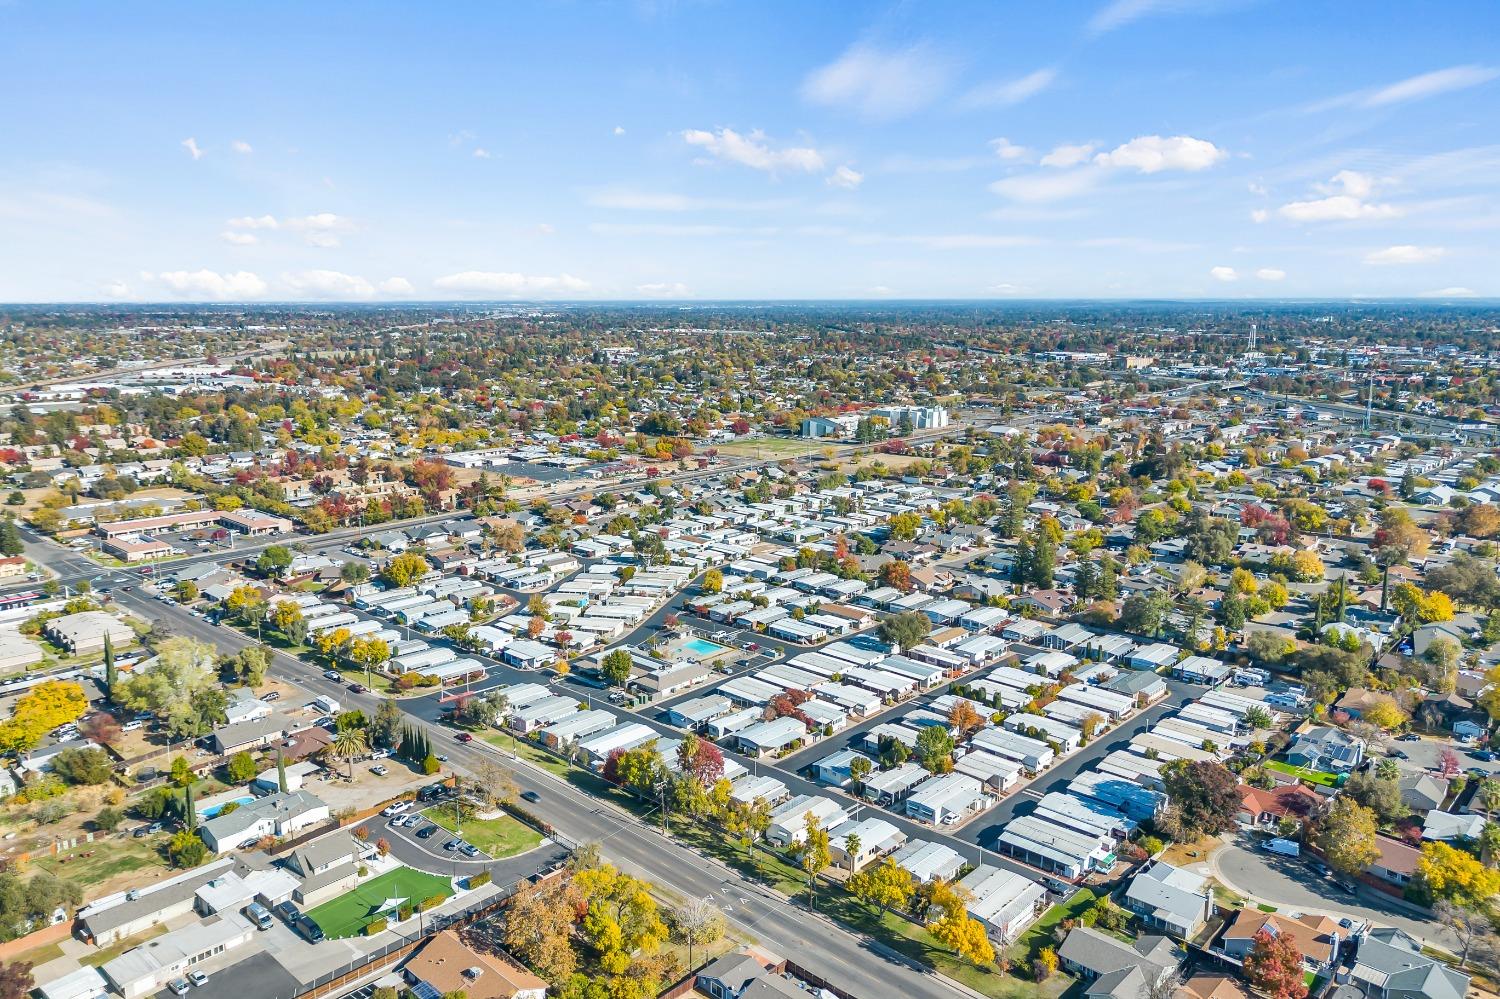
xmin=304 ymin=865 xmax=454 ymax=938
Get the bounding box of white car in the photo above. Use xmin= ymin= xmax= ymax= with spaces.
xmin=370 ymin=764 xmax=389 ymax=777
xmin=323 ymin=669 xmax=341 ymax=680
xmin=381 ymin=801 xmax=411 ymax=817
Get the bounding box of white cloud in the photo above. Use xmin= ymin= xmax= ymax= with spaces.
xmin=990 ymin=138 xmax=1030 ymax=161
xmin=1321 ymin=169 xmax=1375 ymax=198
xmin=283 ymin=270 xmax=376 ymax=298
xmin=231 ymin=140 xmax=253 ymax=155
xmin=1041 ymin=143 xmax=1095 ymax=168
xmin=433 ymin=271 xmax=590 ymax=296
xmin=613 ymin=126 xmax=626 ymax=136
xmin=220 ymin=231 xmax=258 ymax=245
xmin=284 ymin=212 xmax=348 ymax=232
xmin=472 ymin=148 xmax=492 ymax=159
xmin=801 ymin=43 xmax=952 ymax=119
xmin=959 ymin=67 xmax=1057 ymax=109
xmin=827 ymin=165 xmax=864 ymax=189
xmin=1250 ymin=209 xmax=1269 ymax=223
xmin=379 ymin=277 xmax=415 ymax=295
xmin=1278 ymin=171 xmax=1400 ymax=222
xmin=102 ymin=280 xmax=131 ymax=299
xmin=1364 ymin=64 xmax=1499 ymax=107
xmin=1279 ymin=196 xmax=1401 ymax=221
xmin=1093 ymin=135 xmax=1227 ymax=173
xmin=1364 ymin=244 xmax=1446 ymax=265
xmin=534 ymin=223 xmax=555 ymax=235
xmin=1088 ymin=0 xmax=1225 ymax=34
xmin=1417 ymin=286 xmax=1478 ymax=298
xmin=989 ymin=168 xmax=1103 ymax=202
xmin=636 ymin=282 xmax=691 ymax=297
xmin=146 ymin=269 xmax=266 ymax=299
xmin=181 ymin=138 xmax=204 ymax=160
xmin=1255 ymin=267 xmax=1286 ymax=281
xmin=227 ymin=214 xmax=279 ymax=229
xmin=237 ymin=212 xmax=353 ymax=247
xmin=1209 ymin=266 xmax=1238 ymax=281
xmin=682 ymin=128 xmax=825 ymax=174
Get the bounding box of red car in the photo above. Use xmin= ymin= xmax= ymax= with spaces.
xmin=456 ymin=732 xmax=474 ymax=743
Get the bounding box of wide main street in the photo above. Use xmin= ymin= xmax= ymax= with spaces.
xmin=98 ymin=587 xmax=975 ymax=999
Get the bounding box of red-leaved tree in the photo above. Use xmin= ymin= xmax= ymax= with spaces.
xmin=1245 ymin=928 xmax=1308 ymax=999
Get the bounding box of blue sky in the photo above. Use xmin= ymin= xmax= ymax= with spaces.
xmin=1 ymin=0 xmax=1497 ymax=301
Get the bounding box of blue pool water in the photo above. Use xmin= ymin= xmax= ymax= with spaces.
xmin=200 ymin=795 xmax=255 ymax=819
xmin=684 ymin=638 xmax=728 ymax=657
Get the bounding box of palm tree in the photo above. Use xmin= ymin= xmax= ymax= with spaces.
xmin=333 ymin=728 xmax=369 ymax=780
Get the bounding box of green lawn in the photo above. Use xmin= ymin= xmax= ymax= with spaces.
xmin=1265 ymin=760 xmax=1340 ymax=787
xmin=1006 ymin=888 xmax=1096 ymax=965
xmin=422 ymin=807 xmax=543 ymax=858
xmin=304 ymin=866 xmax=453 ymax=938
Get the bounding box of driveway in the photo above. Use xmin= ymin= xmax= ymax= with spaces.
xmin=1207 ymin=834 xmax=1456 ymax=949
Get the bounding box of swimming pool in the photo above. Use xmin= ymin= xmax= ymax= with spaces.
xmin=200 ymin=795 xmax=255 ymax=819
xmin=684 ymin=638 xmax=729 ymax=658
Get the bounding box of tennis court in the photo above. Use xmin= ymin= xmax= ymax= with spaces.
xmin=304 ymin=865 xmax=454 ymax=939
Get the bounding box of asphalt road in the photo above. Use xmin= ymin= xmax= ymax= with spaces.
xmin=1209 ymin=835 xmax=1458 ymax=950
xmin=103 ymin=588 xmax=973 ymax=999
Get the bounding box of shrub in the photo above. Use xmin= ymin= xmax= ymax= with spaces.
xmin=398 ymin=905 xmax=414 ymax=922
xmin=419 ymin=894 xmax=446 ymax=911
xmin=364 ymin=917 xmax=388 ymax=936
xmin=467 ymin=870 xmax=492 ymax=888
xmin=422 ymin=754 xmax=440 ymax=775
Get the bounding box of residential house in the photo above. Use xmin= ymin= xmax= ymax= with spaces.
xmin=402 ymin=929 xmax=547 ymax=999
xmin=1057 ymin=927 xmax=1180 ymax=999
xmin=1349 ymin=928 xmax=1470 ymax=999
xmin=1121 ymin=861 xmax=1212 ymax=938
xmin=1220 ymin=910 xmax=1343 ymax=977
xmin=1285 ymin=726 xmax=1365 ymax=772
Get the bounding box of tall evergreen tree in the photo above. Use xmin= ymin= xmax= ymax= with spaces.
xmin=184 ymin=782 xmax=196 ymax=832
xmin=103 ymin=633 xmax=116 ymax=694
xmin=276 ymin=749 xmax=288 ymax=794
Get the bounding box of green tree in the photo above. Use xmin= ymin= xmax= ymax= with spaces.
xmin=914 ymin=726 xmax=955 ymax=773
xmin=601 ymin=648 xmax=634 ymax=688
xmin=878 ymin=611 xmax=931 ymax=652
xmin=226 ymin=751 xmax=258 ymax=784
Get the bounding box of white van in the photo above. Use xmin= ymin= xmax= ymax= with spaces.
xmin=312 ymin=695 xmax=340 ymax=714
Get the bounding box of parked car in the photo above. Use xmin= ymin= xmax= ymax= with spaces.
xmin=349 ymin=683 xmax=367 ymax=693
xmin=275 ymin=901 xmax=301 ymax=924
xmin=381 ymin=801 xmax=411 ymax=817
xmin=1471 ymin=750 xmax=1496 ymax=762
xmin=261 ymin=691 xmax=281 ymax=702
xmin=296 ymin=916 xmax=325 ymax=942
xmin=1397 ymin=733 xmax=1421 ymax=742
xmin=460 ymin=843 xmax=481 ymax=858
xmin=443 ymin=838 xmax=461 ymax=851
xmin=323 ymin=670 xmax=342 ymax=680
xmin=455 ymin=732 xmax=473 ymax=743
xmin=370 ymin=764 xmax=389 ymax=777
xmin=520 ymin=790 xmax=541 ymax=803
xmin=168 ymin=980 xmax=191 ymax=996
xmin=417 ymin=825 xmax=441 ymax=839
xmin=1389 ymin=750 xmax=1408 ymax=760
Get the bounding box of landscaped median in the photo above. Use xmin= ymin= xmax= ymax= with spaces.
xmin=303 ymin=864 xmax=453 ymax=939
